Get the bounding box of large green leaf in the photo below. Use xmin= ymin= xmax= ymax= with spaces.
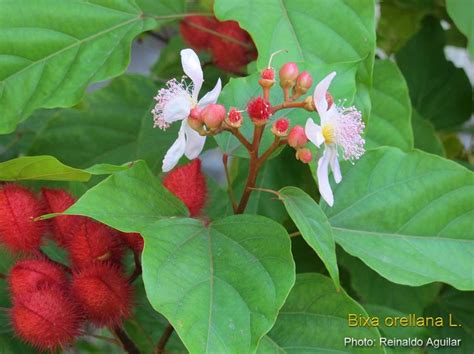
xmin=279 ymin=187 xmax=339 ymax=288
xmin=446 ymin=0 xmax=474 ymax=56
xmin=411 ymin=109 xmax=445 ymax=157
xmin=214 ymin=0 xmax=376 ymax=118
xmin=28 ymin=75 xmax=179 ymax=173
xmin=323 ymin=147 xmax=474 ymax=290
xmin=141 ymin=215 xmax=295 ymax=354
xmin=215 ymin=63 xmax=359 ymax=158
xmin=0 ymin=155 xmax=128 ymax=182
xmin=396 ymin=17 xmax=472 ymax=130
xmin=0 ymin=0 xmax=158 ymax=134
xmin=61 ymin=160 xmax=188 ymax=231
xmin=365 ymin=60 xmax=413 ymax=151
xmin=256 ymin=273 xmax=384 ymax=353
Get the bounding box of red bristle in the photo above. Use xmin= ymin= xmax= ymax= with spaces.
xmin=41 ymin=188 xmax=84 ymax=247
xmin=119 ymin=232 xmax=144 ymax=253
xmin=0 ymin=184 xmax=46 ymax=253
xmin=247 ymin=97 xmax=272 ymax=122
xmin=180 ymin=15 xmax=219 ymax=51
xmin=8 ymin=259 xmax=69 ymax=297
xmin=67 ymin=219 xmax=123 ymax=270
xmin=71 ymin=263 xmax=132 ymax=327
xmin=163 ymin=159 xmax=207 ymax=217
xmin=11 ymin=288 xmax=81 ymax=351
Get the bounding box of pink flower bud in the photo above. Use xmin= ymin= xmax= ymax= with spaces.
xmin=227 ymin=108 xmax=243 ymax=127
xmin=272 ymin=118 xmax=290 ymax=136
xmin=188 ymin=107 xmax=204 ymax=132
xmin=296 ymin=148 xmax=312 ymax=164
xmin=295 ymin=71 xmax=313 ymax=95
xmin=279 ymin=62 xmax=299 ymax=89
xmin=287 ymin=125 xmax=308 ymax=148
xmin=201 ymin=104 xmax=226 ymax=129
xmin=326 ymin=92 xmax=334 ymax=109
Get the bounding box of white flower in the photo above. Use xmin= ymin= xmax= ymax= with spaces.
xmin=305 ymin=72 xmax=365 ymax=206
xmin=152 ymin=48 xmax=222 ymax=172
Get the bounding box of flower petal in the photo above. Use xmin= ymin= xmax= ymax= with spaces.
xmin=198 ymin=78 xmax=222 ymax=108
xmin=305 ymin=118 xmax=325 ymax=147
xmin=184 ymin=120 xmax=206 ymax=159
xmin=317 ymin=148 xmax=334 ymax=207
xmin=181 ymin=48 xmax=203 ymax=99
xmin=329 ymin=148 xmax=342 ymax=183
xmin=162 ymin=121 xmax=187 ymax=172
xmin=163 ymin=93 xmax=192 ymax=124
xmin=313 ymin=71 xmax=336 ymax=121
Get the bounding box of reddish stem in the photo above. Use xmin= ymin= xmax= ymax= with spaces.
xmin=155 ymin=323 xmax=174 ymax=354
xmin=271 ymin=101 xmax=306 ymax=114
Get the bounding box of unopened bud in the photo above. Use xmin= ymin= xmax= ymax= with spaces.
xmin=294 ymin=71 xmax=313 ymax=95
xmin=296 ymin=148 xmax=312 ymax=163
xmin=326 ymin=92 xmax=334 ymax=109
xmin=201 ymin=104 xmax=226 ymax=129
xmin=226 ymin=108 xmax=243 ymax=128
xmin=287 ymin=125 xmax=308 ymax=148
xmin=272 ymin=118 xmax=289 ymax=136
xmin=279 ymin=62 xmax=299 ymax=89
xmin=188 ymin=107 xmax=204 ymax=132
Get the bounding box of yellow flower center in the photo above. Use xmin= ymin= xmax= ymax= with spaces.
xmin=322 ymin=124 xmax=335 ymax=144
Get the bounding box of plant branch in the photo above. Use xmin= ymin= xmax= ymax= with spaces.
xmin=112 ymin=327 xmax=141 ymax=354
xmin=223 ymin=154 xmax=237 ymax=213
xmin=257 ymin=137 xmax=287 ymax=168
xmin=0 ymin=273 xmax=6 ymax=280
xmin=289 ymin=231 xmax=301 ymax=237
xmin=227 ymin=127 xmax=252 ymax=151
xmin=271 ymin=100 xmax=306 ymax=114
xmin=155 ymin=323 xmax=174 ymax=354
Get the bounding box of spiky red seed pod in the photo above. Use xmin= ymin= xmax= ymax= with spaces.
xmin=272 ymin=118 xmax=290 ymax=136
xmin=180 ymin=16 xmax=219 ymax=51
xmin=11 ymin=288 xmax=81 ymax=351
xmin=210 ymin=21 xmax=256 ymax=73
xmin=201 ymin=104 xmax=227 ymax=129
xmin=261 ymin=68 xmax=275 ymax=80
xmin=227 ymin=108 xmax=243 ymax=128
xmin=247 ymin=97 xmax=272 ymax=124
xmin=163 ymin=159 xmax=207 ymax=217
xmin=287 ymin=125 xmax=308 ymax=148
xmin=119 ymin=232 xmax=144 ymax=253
xmin=8 ymin=259 xmax=69 ymax=297
xmin=67 ymin=219 xmax=123 ymax=270
xmin=0 ymin=184 xmax=45 ymax=253
xmin=41 ymin=188 xmax=84 ymax=247
xmin=71 ymin=263 xmax=132 ymax=327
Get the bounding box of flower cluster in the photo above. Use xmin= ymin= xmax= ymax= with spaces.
xmin=0 ymin=167 xmax=208 ymax=350
xmin=152 ymin=48 xmax=365 ymax=207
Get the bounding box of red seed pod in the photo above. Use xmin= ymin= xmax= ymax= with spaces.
xmin=11 ymin=288 xmax=81 ymax=351
xmin=180 ymin=16 xmax=219 ymax=51
xmin=287 ymin=125 xmax=308 ymax=148
xmin=279 ymin=62 xmax=299 ymax=89
xmin=261 ymin=68 xmax=275 ymax=80
xmin=0 ymin=184 xmax=46 ymax=253
xmin=8 ymin=259 xmax=69 ymax=297
xmin=41 ymin=188 xmax=84 ymax=247
xmin=163 ymin=159 xmax=207 ymax=217
xmin=296 ymin=148 xmax=313 ymax=164
xmin=119 ymin=232 xmax=144 ymax=253
xmin=210 ymin=20 xmax=256 ymax=73
xmin=201 ymin=104 xmax=227 ymax=129
xmin=272 ymin=118 xmax=290 ymax=136
xmin=67 ymin=219 xmax=123 ymax=270
xmin=247 ymin=97 xmax=272 ymax=124
xmin=227 ymin=108 xmax=243 ymax=128
xmin=71 ymin=263 xmax=132 ymax=327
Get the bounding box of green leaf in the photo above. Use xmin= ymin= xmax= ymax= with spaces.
xmin=446 ymin=0 xmax=474 ymax=56
xmin=279 ymin=186 xmax=340 ymax=289
xmin=0 ymin=0 xmax=157 ymax=134
xmin=256 ymin=273 xmax=384 ymax=354
xmin=141 ymin=215 xmax=295 ymax=354
xmin=62 ymin=160 xmax=188 ymax=232
xmin=411 ymin=109 xmax=446 ymax=157
xmin=365 ymin=60 xmax=413 ymax=151
xmin=323 ymin=147 xmax=474 ymax=290
xmin=214 ymin=0 xmax=376 ymax=117
xmin=216 ymin=62 xmax=359 ymax=158
xmin=28 ymin=75 xmax=179 ymax=173
xmin=136 ymin=0 xmax=185 ymax=19
xmin=0 ymin=155 xmax=128 ymax=182
xmin=396 ymin=17 xmax=472 ymax=129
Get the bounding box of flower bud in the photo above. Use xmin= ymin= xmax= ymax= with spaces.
xmin=247 ymin=97 xmax=271 ymax=125
xmin=279 ymin=62 xmax=299 ymax=89
xmin=272 ymin=118 xmax=290 ymax=137
xmin=287 ymin=125 xmax=308 ymax=148
xmin=294 ymin=71 xmax=313 ymax=95
xmin=296 ymin=148 xmax=313 ymax=164
xmin=226 ymin=108 xmax=243 ymax=128
xmin=201 ymin=104 xmax=226 ymax=129
xmin=303 ymin=96 xmax=316 ymax=112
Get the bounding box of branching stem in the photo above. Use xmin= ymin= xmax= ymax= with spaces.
xmin=155 ymin=323 xmax=174 ymax=354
